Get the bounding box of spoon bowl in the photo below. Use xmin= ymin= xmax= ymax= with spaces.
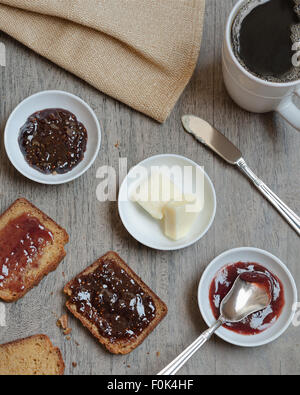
xmin=158 ymin=271 xmax=273 ymax=375
xmin=220 ymin=272 xmax=272 ymax=323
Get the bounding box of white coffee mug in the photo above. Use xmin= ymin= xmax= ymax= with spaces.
xmin=222 ymin=0 xmax=300 ymax=131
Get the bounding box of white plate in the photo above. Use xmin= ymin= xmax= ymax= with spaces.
xmin=4 ymin=90 xmax=101 ymax=184
xmin=118 ymin=154 xmax=216 ymax=250
xmin=198 ymin=247 xmax=298 ymax=347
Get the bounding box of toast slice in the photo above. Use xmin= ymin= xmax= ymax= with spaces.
xmin=0 ymin=334 xmax=65 ymax=375
xmin=0 ymin=198 xmax=69 ymax=302
xmin=64 ymin=251 xmax=168 ymax=354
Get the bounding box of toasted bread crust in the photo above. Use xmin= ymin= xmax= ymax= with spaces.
xmin=0 ymin=334 xmax=65 ymax=375
xmin=0 ymin=198 xmax=69 ymax=302
xmin=64 ymin=251 xmax=168 ymax=354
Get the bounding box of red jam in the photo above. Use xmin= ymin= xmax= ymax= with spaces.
xmin=0 ymin=214 xmax=53 ymax=293
xmin=209 ymin=262 xmax=285 ymax=335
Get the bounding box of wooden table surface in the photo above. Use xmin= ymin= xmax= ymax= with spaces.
xmin=0 ymin=0 xmax=299 ymax=375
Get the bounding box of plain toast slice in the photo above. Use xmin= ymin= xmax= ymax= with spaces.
xmin=0 ymin=198 xmax=69 ymax=302
xmin=0 ymin=334 xmax=65 ymax=375
xmin=64 ymin=251 xmax=168 ymax=354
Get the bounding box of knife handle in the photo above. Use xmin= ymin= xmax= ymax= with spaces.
xmin=236 ymin=158 xmax=300 ymax=237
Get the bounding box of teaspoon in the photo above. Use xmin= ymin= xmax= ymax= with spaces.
xmin=157 ymin=271 xmax=272 ymax=375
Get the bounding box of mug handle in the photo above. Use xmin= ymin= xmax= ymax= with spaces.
xmin=277 ymin=89 xmax=300 ymax=131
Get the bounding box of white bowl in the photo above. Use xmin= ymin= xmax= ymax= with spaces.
xmin=118 ymin=154 xmax=216 ymax=251
xmin=4 ymin=90 xmax=101 ymax=184
xmin=198 ymin=247 xmax=298 ymax=347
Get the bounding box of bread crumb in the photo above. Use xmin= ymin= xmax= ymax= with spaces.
xmin=63 ymin=328 xmax=72 ymax=336
xmin=156 ymin=351 xmax=160 ymax=357
xmin=66 ymin=336 xmax=71 ymax=341
xmin=72 ymin=362 xmax=77 ymax=368
xmin=114 ymin=141 xmax=120 ymax=148
xmin=57 ymin=314 xmax=68 ymax=330
xmin=57 ymin=314 xmax=72 ymax=337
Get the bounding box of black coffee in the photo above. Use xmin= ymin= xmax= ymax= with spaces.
xmin=232 ymin=0 xmax=300 ymax=82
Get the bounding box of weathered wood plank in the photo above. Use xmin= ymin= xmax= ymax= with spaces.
xmin=0 ymin=0 xmax=299 ymax=375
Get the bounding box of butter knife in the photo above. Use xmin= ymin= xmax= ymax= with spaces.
xmin=182 ymin=115 xmax=300 ymax=237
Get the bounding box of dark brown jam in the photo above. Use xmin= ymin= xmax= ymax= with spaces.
xmin=19 ymin=108 xmax=88 ymax=174
xmin=69 ymin=259 xmax=157 ymax=343
xmin=0 ymin=214 xmax=53 ymax=293
xmin=209 ymin=262 xmax=285 ymax=335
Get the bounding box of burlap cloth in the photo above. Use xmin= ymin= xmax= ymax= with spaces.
xmin=0 ymin=0 xmax=205 ymax=122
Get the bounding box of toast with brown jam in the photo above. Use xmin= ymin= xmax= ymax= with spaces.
xmin=64 ymin=251 xmax=168 ymax=354
xmin=0 ymin=198 xmax=69 ymax=302
xmin=0 ymin=334 xmax=65 ymax=375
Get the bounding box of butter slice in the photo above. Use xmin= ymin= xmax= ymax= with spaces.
xmin=131 ymin=172 xmax=181 ymax=220
xmin=163 ymin=194 xmax=203 ymax=240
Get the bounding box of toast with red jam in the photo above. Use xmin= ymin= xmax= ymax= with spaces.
xmin=0 ymin=198 xmax=69 ymax=302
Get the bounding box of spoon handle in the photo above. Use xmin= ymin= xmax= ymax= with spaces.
xmin=157 ymin=319 xmax=223 ymax=376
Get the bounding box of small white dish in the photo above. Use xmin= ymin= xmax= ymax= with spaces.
xmin=198 ymin=247 xmax=298 ymax=347
xmin=4 ymin=90 xmax=101 ymax=185
xmin=118 ymin=154 xmax=216 ymax=251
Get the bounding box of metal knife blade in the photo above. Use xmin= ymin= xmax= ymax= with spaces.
xmin=182 ymin=115 xmax=242 ymax=165
xmin=182 ymin=114 xmax=300 ymax=236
